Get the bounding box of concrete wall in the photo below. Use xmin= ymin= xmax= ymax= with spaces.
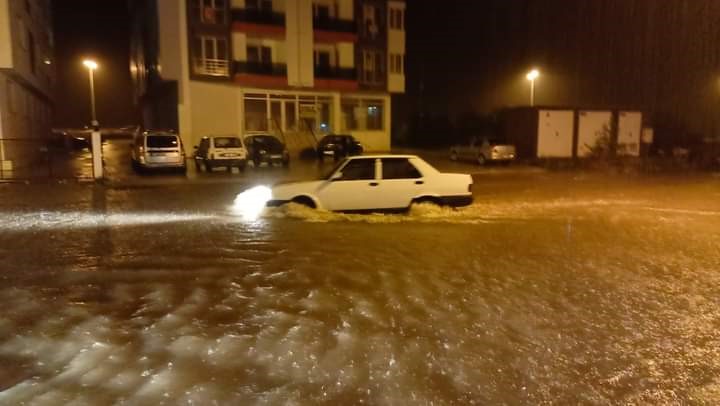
xmin=0 ymin=0 xmax=12 ymax=68
xmin=286 ymin=0 xmax=314 ymax=87
xmin=188 ymin=81 xmax=239 ymax=149
xmin=387 ymin=1 xmax=405 ymax=93
xmin=337 ymin=42 xmax=354 ymax=68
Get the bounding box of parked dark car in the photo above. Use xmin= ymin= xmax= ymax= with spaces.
xmin=316 ymin=134 xmax=363 ymax=161
xmin=244 ymin=134 xmax=290 ymax=167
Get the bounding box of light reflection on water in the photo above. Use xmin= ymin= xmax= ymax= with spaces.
xmin=0 ymin=198 xmax=719 ymax=404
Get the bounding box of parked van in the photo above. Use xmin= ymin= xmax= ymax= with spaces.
xmin=131 ymin=131 xmax=187 ymax=173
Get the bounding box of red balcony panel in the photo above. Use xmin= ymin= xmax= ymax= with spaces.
xmin=314 ymin=78 xmax=359 ymax=91
xmin=232 ymin=22 xmax=286 ymax=39
xmin=314 ymin=30 xmax=357 ymax=43
xmin=234 ymin=73 xmax=288 ymax=88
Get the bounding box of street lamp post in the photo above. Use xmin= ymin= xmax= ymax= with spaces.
xmin=82 ymin=59 xmax=103 ymax=180
xmin=526 ymin=69 xmax=540 ymax=106
xmin=83 ymin=59 xmax=98 ymax=126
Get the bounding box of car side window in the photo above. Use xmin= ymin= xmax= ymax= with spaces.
xmin=382 ymin=158 xmax=422 ymax=179
xmin=338 ymin=159 xmax=375 ymax=181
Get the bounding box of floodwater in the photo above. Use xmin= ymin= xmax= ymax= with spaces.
xmin=1 ymin=173 xmax=720 ymax=404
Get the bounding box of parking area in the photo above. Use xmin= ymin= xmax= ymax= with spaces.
xmin=98 ymin=138 xmax=541 ymax=188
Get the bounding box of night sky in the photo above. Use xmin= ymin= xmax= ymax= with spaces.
xmin=52 ymin=0 xmax=133 ymax=127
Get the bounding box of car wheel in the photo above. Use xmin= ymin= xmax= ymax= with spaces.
xmin=291 ymin=196 xmax=316 ymax=209
xmin=131 ymin=160 xmax=143 ymax=174
xmin=450 ymin=150 xmax=458 ymax=161
xmin=477 ymin=154 xmax=487 ymax=166
xmin=412 ymin=196 xmax=442 ymax=208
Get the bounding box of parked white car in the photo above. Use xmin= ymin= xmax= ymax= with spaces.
xmin=450 ymin=136 xmax=516 ymax=165
xmin=268 ymin=155 xmax=473 ymax=211
xmin=193 ymin=135 xmax=248 ymax=172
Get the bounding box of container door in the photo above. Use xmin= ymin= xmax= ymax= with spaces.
xmin=617 ymin=111 xmax=642 ymax=157
xmin=537 ymin=110 xmax=574 ymax=158
xmin=577 ymin=111 xmax=612 ymax=157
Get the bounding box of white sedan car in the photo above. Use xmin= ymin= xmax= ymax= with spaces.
xmin=267 ymin=155 xmax=473 ymax=212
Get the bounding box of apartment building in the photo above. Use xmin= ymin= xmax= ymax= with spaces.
xmin=0 ymin=0 xmax=55 ymax=172
xmin=130 ymin=0 xmax=405 ymax=153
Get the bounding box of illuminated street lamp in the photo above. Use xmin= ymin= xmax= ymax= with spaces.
xmin=526 ymin=69 xmax=540 ymax=106
xmin=82 ymin=59 xmax=103 ymax=180
xmin=82 ymin=59 xmax=99 ymax=126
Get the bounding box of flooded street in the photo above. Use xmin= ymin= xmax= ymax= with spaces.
xmin=1 ymin=172 xmax=720 ymax=404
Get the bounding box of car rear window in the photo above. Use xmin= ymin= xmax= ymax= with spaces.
xmin=382 ymin=158 xmax=422 ymax=179
xmin=147 ymin=136 xmax=179 ymax=148
xmin=214 ymin=137 xmax=242 ymax=148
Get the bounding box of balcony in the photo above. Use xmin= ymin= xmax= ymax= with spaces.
xmin=314 ymin=66 xmax=356 ymax=80
xmin=234 ymin=61 xmax=287 ymax=76
xmin=313 ymin=17 xmax=355 ymax=33
xmin=193 ymin=58 xmax=230 ymax=77
xmin=231 ymin=9 xmax=285 ymax=26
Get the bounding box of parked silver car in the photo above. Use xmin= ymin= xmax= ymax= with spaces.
xmin=131 ymin=131 xmax=187 ymax=173
xmin=450 ymin=136 xmax=516 ymax=165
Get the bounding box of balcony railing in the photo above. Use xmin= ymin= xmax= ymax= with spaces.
xmin=234 ymin=61 xmax=287 ymax=76
xmin=231 ymin=9 xmax=285 ymax=26
xmin=314 ymin=66 xmax=356 ymax=80
xmin=193 ymin=58 xmax=230 ymax=76
xmin=313 ymin=17 xmax=356 ymax=33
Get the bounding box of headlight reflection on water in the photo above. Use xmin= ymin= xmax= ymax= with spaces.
xmin=232 ymin=186 xmax=272 ymax=221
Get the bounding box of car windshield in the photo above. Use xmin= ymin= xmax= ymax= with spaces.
xmin=250 ymin=136 xmax=282 ymax=148
xmin=146 ymin=135 xmax=178 ymax=148
xmin=323 ymin=158 xmax=348 ymax=180
xmin=214 ymin=137 xmax=242 ymax=148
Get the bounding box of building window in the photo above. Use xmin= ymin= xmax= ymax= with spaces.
xmin=362 ymin=50 xmax=384 ymax=84
xmin=314 ymin=50 xmax=332 ymax=69
xmin=245 ymin=98 xmax=268 ymax=131
xmin=389 ymin=53 xmax=403 ymax=74
xmin=389 ymin=8 xmax=404 ymax=30
xmin=341 ymin=98 xmax=384 ymax=131
xmin=247 ymin=45 xmax=272 ymax=64
xmin=193 ymin=35 xmax=229 ymax=76
xmin=312 ymin=2 xmax=333 ymax=19
xmin=362 ymin=4 xmax=380 ymax=39
xmin=246 ymin=0 xmax=273 ymax=11
xmin=192 ymin=0 xmax=226 ymax=24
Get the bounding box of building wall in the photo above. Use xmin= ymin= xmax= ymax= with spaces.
xmin=0 ymin=0 xmax=54 ymax=170
xmin=386 ymin=0 xmax=405 ymax=93
xmin=136 ymin=0 xmax=402 ymax=151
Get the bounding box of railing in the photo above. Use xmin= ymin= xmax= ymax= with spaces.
xmin=314 ymin=66 xmax=356 ymax=80
xmin=231 ymin=9 xmax=285 ymax=26
xmin=313 ymin=17 xmax=356 ymax=33
xmin=193 ymin=58 xmax=230 ymax=76
xmin=234 ymin=61 xmax=287 ymax=76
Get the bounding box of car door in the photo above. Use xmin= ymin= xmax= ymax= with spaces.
xmin=377 ymin=158 xmax=425 ymax=209
xmin=317 ymin=158 xmax=381 ymax=211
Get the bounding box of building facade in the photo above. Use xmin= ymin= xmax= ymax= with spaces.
xmin=0 ymin=0 xmax=55 ymax=172
xmin=130 ymin=0 xmax=405 ymax=153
